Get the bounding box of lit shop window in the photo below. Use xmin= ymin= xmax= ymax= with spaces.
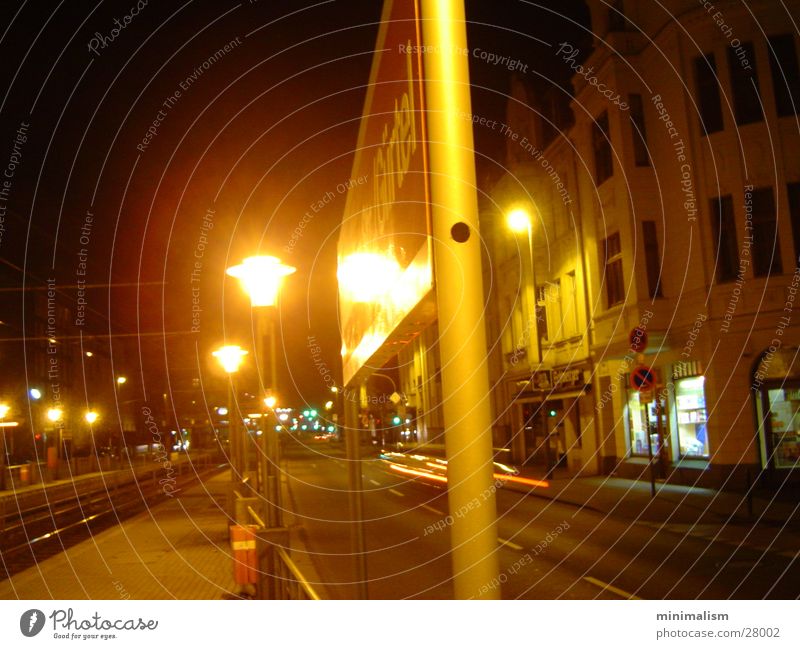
xmin=628 ymin=390 xmax=648 ymax=456
xmin=627 ymin=390 xmax=667 ymax=457
xmin=675 ymin=376 xmax=708 ymax=458
xmin=766 ymin=388 xmax=800 ymax=468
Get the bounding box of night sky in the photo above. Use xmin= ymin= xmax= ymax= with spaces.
xmin=0 ymin=0 xmax=589 ymax=408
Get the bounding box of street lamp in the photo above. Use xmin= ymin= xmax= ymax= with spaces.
xmin=46 ymin=407 xmax=65 ymax=470
xmin=507 ymin=207 xmax=553 ymax=475
xmin=213 ymin=345 xmax=248 ymax=486
xmin=85 ymin=410 xmax=99 ymax=424
xmin=227 ymin=255 xmax=295 ymax=526
xmin=116 ymin=376 xmax=127 ymax=386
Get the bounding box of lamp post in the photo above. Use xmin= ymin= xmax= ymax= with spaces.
xmin=46 ymin=406 xmax=64 ymax=480
xmin=213 ymin=345 xmax=248 ymax=500
xmin=227 ymin=255 xmax=295 ymax=526
xmin=507 ymin=208 xmax=553 ymax=477
xmin=0 ymin=403 xmax=9 ymax=490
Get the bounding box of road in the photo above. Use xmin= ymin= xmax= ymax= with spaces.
xmin=282 ymin=441 xmax=800 ymax=599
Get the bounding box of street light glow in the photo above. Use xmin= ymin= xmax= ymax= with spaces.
xmin=47 ymin=407 xmax=64 ymax=422
xmin=226 ymin=256 xmax=296 ymax=307
xmin=116 ymin=376 xmax=127 ymax=385
xmin=85 ymin=410 xmax=99 ymax=424
xmin=264 ymin=395 xmax=277 ymax=409
xmin=325 ymin=400 xmax=333 ymax=410
xmin=337 ymin=252 xmax=401 ymax=303
xmin=0 ymin=403 xmax=9 ymax=419
xmin=29 ymin=388 xmax=42 ymax=400
xmin=507 ymin=208 xmax=531 ymax=233
xmin=212 ymin=345 xmax=248 ymax=374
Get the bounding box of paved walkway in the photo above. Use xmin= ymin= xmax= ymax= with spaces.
xmin=0 ymin=472 xmax=238 ymax=599
xmin=503 ymin=466 xmax=800 ymax=560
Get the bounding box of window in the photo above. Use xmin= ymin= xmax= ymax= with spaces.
xmin=592 ymin=111 xmax=613 ymax=185
xmin=768 ymin=34 xmax=800 ymax=117
xmin=544 ymin=279 xmax=562 ymax=341
xmin=728 ymin=41 xmax=763 ymax=125
xmin=764 ymin=387 xmax=800 ymax=468
xmin=642 ymin=221 xmax=663 ymax=298
xmin=629 ymin=94 xmax=649 ymax=166
xmin=535 ymin=285 xmax=549 ymax=343
xmin=626 ymin=390 xmax=668 ymax=458
xmin=676 ymin=376 xmax=709 ymax=458
xmin=600 ymin=232 xmax=624 ymax=307
xmin=751 ymin=187 xmax=783 ymax=277
xmin=786 ymin=182 xmax=800 ymax=260
xmin=694 ymin=54 xmax=724 ymax=134
xmin=709 ymin=195 xmax=738 ymax=283
xmin=607 ymin=0 xmax=629 ymax=32
xmin=563 ymin=271 xmax=580 ymax=337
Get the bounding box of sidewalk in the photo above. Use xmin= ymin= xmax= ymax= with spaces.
xmin=0 ymin=472 xmax=237 ymax=599
xmin=503 ymin=465 xmax=800 ymax=560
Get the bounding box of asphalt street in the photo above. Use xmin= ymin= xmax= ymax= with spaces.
xmin=283 ymin=441 xmax=800 ymax=599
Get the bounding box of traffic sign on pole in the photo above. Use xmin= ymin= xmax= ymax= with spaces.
xmin=629 ymin=327 xmax=648 ymax=353
xmin=630 ymin=365 xmax=657 ymax=391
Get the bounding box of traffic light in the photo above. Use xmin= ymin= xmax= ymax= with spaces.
xmin=392 ymin=415 xmax=402 ymax=425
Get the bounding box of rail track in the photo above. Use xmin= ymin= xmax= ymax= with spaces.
xmin=0 ymin=454 xmax=224 ymax=580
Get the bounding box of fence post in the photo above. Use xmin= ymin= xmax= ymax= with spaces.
xmin=254 ymin=527 xmax=289 ymax=599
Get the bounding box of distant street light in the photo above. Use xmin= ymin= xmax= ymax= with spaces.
xmin=213 ymin=344 xmax=248 ymax=485
xmin=116 ymin=376 xmax=127 ymax=385
xmin=47 ymin=407 xmax=64 ymax=422
xmin=0 ymin=403 xmax=9 ymax=419
xmin=213 ymin=345 xmax=248 ymax=374
xmin=85 ymin=410 xmax=99 ymax=424
xmin=264 ymin=395 xmax=277 ymax=409
xmin=29 ymin=388 xmax=42 ymax=400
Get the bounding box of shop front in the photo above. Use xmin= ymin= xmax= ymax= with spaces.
xmin=623 ymin=360 xmax=709 ymax=480
xmin=753 ymin=346 xmax=800 ymax=473
xmin=508 ymin=365 xmax=591 ymax=472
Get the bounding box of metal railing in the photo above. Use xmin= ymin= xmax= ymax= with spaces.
xmin=232 ymin=491 xmax=320 ymax=600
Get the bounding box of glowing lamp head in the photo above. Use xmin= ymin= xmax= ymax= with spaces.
xmin=212 ymin=345 xmax=248 ymax=374
xmin=325 ymin=400 xmax=333 ymax=410
xmin=507 ymin=208 xmax=531 ymax=233
xmin=330 ymin=386 xmax=338 ymax=394
xmin=29 ymin=388 xmax=42 ymax=400
xmin=47 ymin=407 xmax=64 ymax=423
xmin=116 ymin=376 xmax=127 ymax=385
xmin=226 ymin=256 xmax=296 ymax=307
xmin=85 ymin=410 xmax=99 ymax=424
xmin=0 ymin=403 xmax=9 ymax=419
xmin=264 ymin=396 xmax=277 ymax=409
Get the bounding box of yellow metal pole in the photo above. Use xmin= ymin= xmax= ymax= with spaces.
xmin=421 ymin=0 xmax=500 ymax=599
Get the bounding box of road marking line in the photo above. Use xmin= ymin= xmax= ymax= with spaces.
xmin=583 ymin=576 xmax=641 ymax=600
xmin=369 ymin=479 xmax=380 ymax=486
xmin=421 ymin=504 xmax=445 ymax=516
xmin=389 ymin=488 xmax=404 ymax=497
xmin=497 ymin=537 xmax=524 ymax=551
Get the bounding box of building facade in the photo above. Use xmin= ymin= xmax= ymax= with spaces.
xmin=399 ymin=0 xmax=800 ymax=488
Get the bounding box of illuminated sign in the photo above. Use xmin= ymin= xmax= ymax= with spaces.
xmin=338 ymin=0 xmax=433 ymax=385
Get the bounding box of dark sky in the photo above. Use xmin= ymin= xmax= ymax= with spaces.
xmin=0 ymin=0 xmax=590 ymax=409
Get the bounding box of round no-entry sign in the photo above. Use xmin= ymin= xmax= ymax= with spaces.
xmin=629 ymin=327 xmax=648 ymax=353
xmin=630 ymin=365 xmax=657 ymax=391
